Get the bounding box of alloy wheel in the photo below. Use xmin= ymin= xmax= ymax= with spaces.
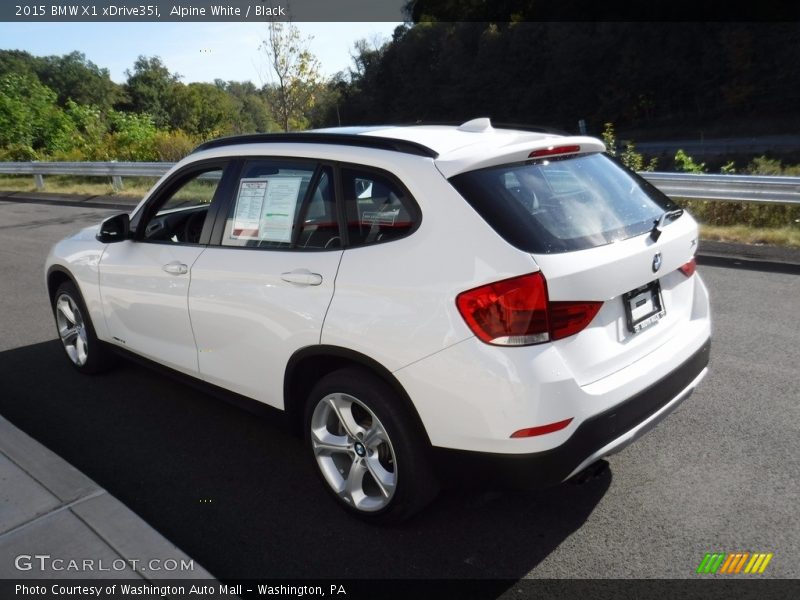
xmin=55 ymin=293 xmax=88 ymax=366
xmin=310 ymin=392 xmax=397 ymax=512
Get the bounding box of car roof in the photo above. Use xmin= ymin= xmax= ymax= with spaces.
xmin=191 ymin=119 xmax=606 ymax=178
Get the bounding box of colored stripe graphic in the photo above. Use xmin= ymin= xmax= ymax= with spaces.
xmin=697 ymin=552 xmax=773 ymax=574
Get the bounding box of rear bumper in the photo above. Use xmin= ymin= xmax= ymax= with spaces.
xmin=431 ymin=339 xmax=710 ymax=489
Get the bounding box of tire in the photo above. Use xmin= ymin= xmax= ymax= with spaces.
xmin=305 ymin=367 xmax=439 ymax=523
xmin=52 ymin=280 xmax=116 ymax=374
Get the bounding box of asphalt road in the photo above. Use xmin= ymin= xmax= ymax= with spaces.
xmin=0 ymin=201 xmax=798 ymax=581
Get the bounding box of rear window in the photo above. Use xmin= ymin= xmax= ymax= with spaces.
xmin=449 ymin=153 xmax=678 ymax=254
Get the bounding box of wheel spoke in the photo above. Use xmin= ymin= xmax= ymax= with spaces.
xmin=57 ymin=297 xmax=77 ymax=325
xmin=344 ymin=458 xmax=368 ymax=506
xmin=326 ymin=395 xmax=365 ymax=439
xmin=311 ymin=427 xmax=350 ymax=456
xmin=60 ymin=326 xmax=79 ymax=344
xmin=365 ymin=455 xmax=396 ymax=499
xmin=75 ymin=335 xmax=88 ymax=365
xmin=362 ymin=422 xmax=388 ymax=449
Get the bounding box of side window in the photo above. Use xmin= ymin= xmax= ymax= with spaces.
xmin=222 ymin=160 xmax=326 ymax=249
xmin=140 ymin=168 xmax=223 ymax=244
xmin=340 ymin=168 xmax=419 ymax=247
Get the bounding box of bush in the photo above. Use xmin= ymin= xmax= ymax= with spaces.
xmin=0 ymin=143 xmax=40 ymax=161
xmin=601 ymin=123 xmax=657 ymax=171
xmin=153 ymin=130 xmax=198 ymax=161
xmin=746 ymin=156 xmax=800 ymax=176
xmin=674 ymin=149 xmax=707 ymax=173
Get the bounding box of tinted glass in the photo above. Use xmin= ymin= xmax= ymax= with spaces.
xmin=449 ymin=153 xmax=678 ymax=253
xmin=340 ymin=168 xmax=419 ymax=247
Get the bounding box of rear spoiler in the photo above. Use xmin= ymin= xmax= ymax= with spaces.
xmin=435 ymin=136 xmax=606 ymax=178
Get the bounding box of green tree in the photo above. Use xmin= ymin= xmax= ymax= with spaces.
xmin=261 ymin=21 xmax=322 ymax=131
xmin=216 ymin=80 xmax=277 ymax=132
xmin=36 ymin=51 xmax=123 ymax=110
xmin=122 ymin=56 xmax=180 ymax=128
xmin=167 ymin=82 xmax=236 ymax=136
xmin=0 ymin=73 xmax=74 ymax=156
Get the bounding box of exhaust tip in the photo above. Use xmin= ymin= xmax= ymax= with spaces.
xmin=569 ymin=459 xmax=610 ymax=485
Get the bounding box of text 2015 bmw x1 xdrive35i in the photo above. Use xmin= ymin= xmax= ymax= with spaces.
xmin=45 ymin=119 xmax=711 ymax=522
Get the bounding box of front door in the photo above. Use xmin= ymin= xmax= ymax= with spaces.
xmin=99 ymin=163 xmax=232 ymax=375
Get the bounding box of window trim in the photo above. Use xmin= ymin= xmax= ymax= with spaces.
xmin=335 ymin=161 xmax=422 ymax=250
xmin=206 ymin=156 xmax=422 ymax=252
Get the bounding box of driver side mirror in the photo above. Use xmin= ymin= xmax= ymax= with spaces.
xmin=96 ymin=213 xmax=130 ymax=243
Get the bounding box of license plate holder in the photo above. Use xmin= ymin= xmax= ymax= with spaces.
xmin=623 ymin=280 xmax=665 ymax=333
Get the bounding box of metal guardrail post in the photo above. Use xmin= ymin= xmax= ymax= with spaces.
xmin=33 ymin=173 xmax=44 ymax=191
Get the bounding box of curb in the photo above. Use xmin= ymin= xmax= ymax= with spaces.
xmin=0 ymin=415 xmax=216 ymax=582
xmin=0 ymin=191 xmax=139 ymax=212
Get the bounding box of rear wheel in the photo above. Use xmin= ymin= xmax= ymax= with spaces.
xmin=305 ymin=368 xmax=438 ymax=523
xmin=53 ymin=280 xmax=115 ymax=374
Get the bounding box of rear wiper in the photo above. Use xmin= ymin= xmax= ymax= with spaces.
xmin=650 ymin=208 xmax=684 ymax=241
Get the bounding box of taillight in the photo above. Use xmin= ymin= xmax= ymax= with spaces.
xmin=456 ymin=272 xmax=602 ymax=346
xmin=529 ymin=145 xmax=581 ymax=159
xmin=679 ymin=257 xmax=697 ymax=277
xmin=550 ymin=301 xmax=603 ymax=340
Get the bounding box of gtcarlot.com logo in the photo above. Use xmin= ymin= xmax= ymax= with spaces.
xmin=696 ymin=552 xmax=774 ymax=574
xmin=14 ymin=554 xmax=194 ymax=572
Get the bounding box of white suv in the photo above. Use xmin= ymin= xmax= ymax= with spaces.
xmin=45 ymin=119 xmax=711 ymax=522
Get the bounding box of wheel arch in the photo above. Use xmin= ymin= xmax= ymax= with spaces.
xmin=46 ymin=265 xmax=78 ymax=304
xmin=284 ymin=345 xmax=432 ymax=446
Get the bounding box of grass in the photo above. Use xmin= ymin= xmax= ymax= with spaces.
xmin=0 ymin=175 xmax=158 ymax=198
xmin=699 ymin=224 xmax=800 ymax=247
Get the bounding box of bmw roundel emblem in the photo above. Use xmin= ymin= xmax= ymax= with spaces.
xmin=652 ymin=252 xmax=663 ymax=273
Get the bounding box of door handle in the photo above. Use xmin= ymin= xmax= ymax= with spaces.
xmin=162 ymin=261 xmax=189 ymax=275
xmin=281 ymin=269 xmax=323 ymax=286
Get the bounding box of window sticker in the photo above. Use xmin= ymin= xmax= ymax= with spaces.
xmin=361 ymin=209 xmax=399 ymax=226
xmin=231 ymin=179 xmax=268 ymax=239
xmin=230 ymin=177 xmax=302 ymax=242
xmin=259 ymin=176 xmax=302 ymax=243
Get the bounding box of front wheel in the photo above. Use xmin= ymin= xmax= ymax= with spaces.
xmin=53 ymin=280 xmax=115 ymax=374
xmin=305 ymin=368 xmax=438 ymax=523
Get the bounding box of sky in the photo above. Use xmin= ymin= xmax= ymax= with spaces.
xmin=0 ymin=22 xmax=403 ymax=84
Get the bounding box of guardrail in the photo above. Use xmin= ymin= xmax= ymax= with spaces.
xmin=0 ymin=161 xmax=170 ymax=192
xmin=639 ymin=172 xmax=800 ymax=205
xmin=1 ymin=161 xmax=799 ymax=204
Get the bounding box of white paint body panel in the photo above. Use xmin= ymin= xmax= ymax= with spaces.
xmin=188 ymin=247 xmax=342 ymax=406
xmin=321 ymin=160 xmax=536 ymax=371
xmin=45 ymin=224 xmax=109 ymax=341
xmin=98 ymin=241 xmax=206 ymax=375
xmin=395 ymin=274 xmax=710 ymax=453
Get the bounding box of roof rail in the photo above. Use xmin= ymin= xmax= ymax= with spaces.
xmin=191 ymin=132 xmax=439 ymax=158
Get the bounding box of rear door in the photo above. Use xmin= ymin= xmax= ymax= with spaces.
xmin=450 ymin=152 xmax=700 ymax=385
xmin=188 ymin=159 xmax=342 ymax=407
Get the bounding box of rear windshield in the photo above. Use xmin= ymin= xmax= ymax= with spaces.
xmin=449 ymin=153 xmax=678 ymax=253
